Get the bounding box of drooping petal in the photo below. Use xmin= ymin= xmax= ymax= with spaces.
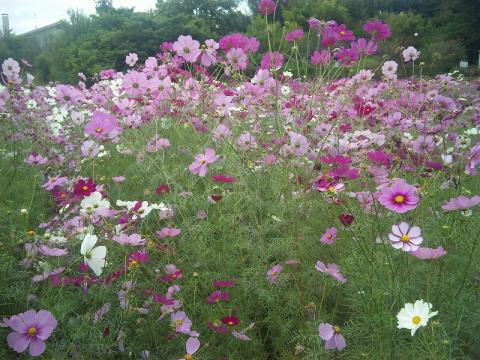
xmin=318 ymin=323 xmax=334 ymax=340
xmin=28 ymin=337 xmax=46 ymax=357
xmin=186 ymin=336 xmax=200 ymax=355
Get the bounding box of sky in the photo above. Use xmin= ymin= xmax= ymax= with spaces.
xmin=1 ymin=0 xmax=158 ymax=35
xmin=1 ymin=0 xmax=251 ymax=35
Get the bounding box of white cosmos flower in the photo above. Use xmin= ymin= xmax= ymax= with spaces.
xmin=80 ymin=191 xmax=110 ymax=216
xmin=397 ymin=300 xmax=438 ymax=336
xmin=80 ymin=234 xmax=107 ymax=276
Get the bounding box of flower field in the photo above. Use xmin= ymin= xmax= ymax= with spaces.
xmin=1 ymin=4 xmax=480 ymax=359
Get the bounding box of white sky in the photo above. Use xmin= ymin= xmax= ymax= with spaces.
xmin=1 ymin=0 xmax=158 ymax=35
xmin=1 ymin=0 xmax=250 ymax=35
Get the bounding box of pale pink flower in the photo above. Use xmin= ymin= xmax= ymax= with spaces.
xmin=389 ymin=222 xmax=423 ymax=252
xmin=320 ymin=227 xmax=337 ymax=245
xmin=189 ymin=148 xmax=218 ymax=177
xmin=112 ymin=233 xmax=146 ymax=246
xmin=315 ymin=261 xmax=347 ymax=283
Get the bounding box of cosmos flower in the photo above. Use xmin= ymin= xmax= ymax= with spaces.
xmin=319 ymin=322 xmax=346 ymax=351
xmin=173 ymin=35 xmax=200 ymax=63
xmin=80 ymin=234 xmax=107 ymax=276
xmin=189 ymin=148 xmax=218 ymax=177
xmin=6 ymin=309 xmax=57 ymax=357
xmin=112 ymin=233 xmax=146 ymax=246
xmin=441 ymin=195 xmax=480 ymax=211
xmin=125 ymin=53 xmax=138 ymax=66
xmin=389 ymin=222 xmax=423 ymax=252
xmin=207 ymin=290 xmax=231 ymax=304
xmin=320 ymin=227 xmax=337 ymax=245
xmin=363 ymin=19 xmax=391 ymax=41
xmin=315 ymin=261 xmax=347 ymax=283
xmin=378 ymin=180 xmax=419 ymax=213
xmin=410 ymin=246 xmax=446 ymax=260
xmin=402 ymin=46 xmax=420 ymax=62
xmin=221 ymin=315 xmax=240 ymax=327
xmin=180 ymin=337 xmax=200 ymax=360
xmin=285 ymin=29 xmax=304 ymax=42
xmin=267 ymin=264 xmax=283 ymax=284
xmin=397 ymin=300 xmax=437 ymax=336
xmin=258 ymin=0 xmax=276 ymax=15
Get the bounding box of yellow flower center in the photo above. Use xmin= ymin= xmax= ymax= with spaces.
xmin=328 ymin=186 xmax=335 ymax=192
xmin=129 ymin=260 xmax=138 ymax=269
xmin=394 ymin=195 xmax=405 ymax=203
xmin=227 ymin=321 xmax=235 ymax=326
xmin=340 ymin=31 xmax=346 ymax=36
xmin=327 ymin=233 xmax=333 ymax=239
xmin=185 ymin=354 xmax=192 ymax=360
xmin=334 ymin=325 xmax=341 ymax=333
xmin=28 ymin=327 xmax=37 ymax=336
xmin=175 ymin=319 xmax=183 ymax=326
xmin=82 ymin=185 xmax=89 ymax=191
xmin=400 ymin=235 xmax=410 ymax=243
xmin=412 ymin=316 xmax=421 ymax=325
xmin=27 ymin=230 xmax=36 ymax=237
xmin=95 ymin=127 xmax=103 ymax=133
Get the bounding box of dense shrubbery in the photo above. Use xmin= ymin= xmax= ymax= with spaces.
xmin=1 ymin=2 xmax=480 ymax=359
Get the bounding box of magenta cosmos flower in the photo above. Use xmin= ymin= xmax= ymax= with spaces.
xmin=285 ymin=28 xmax=304 ymax=42
xmin=389 ymin=222 xmax=423 ymax=252
xmin=6 ymin=309 xmax=57 ymax=357
xmin=320 ymin=227 xmax=337 ymax=245
xmin=319 ymin=323 xmax=346 ymax=351
xmin=441 ymin=195 xmax=480 ymax=211
xmin=315 ymin=261 xmax=347 ymax=283
xmin=362 ymin=19 xmax=391 ymax=41
xmin=188 ymin=148 xmax=218 ymax=177
xmin=378 ymin=180 xmax=420 ymax=213
xmin=258 ymin=0 xmax=275 ymax=15
xmin=260 ymin=51 xmax=284 ymax=70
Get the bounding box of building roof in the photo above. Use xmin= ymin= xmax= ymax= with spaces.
xmin=20 ymin=21 xmax=64 ymax=36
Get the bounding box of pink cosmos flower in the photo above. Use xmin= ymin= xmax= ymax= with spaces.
xmin=350 ymin=38 xmax=377 ymax=56
xmin=226 ymin=48 xmax=248 ymax=70
xmin=81 ymin=140 xmax=100 ymax=157
xmin=287 ymin=131 xmax=309 ymax=156
xmin=171 ymin=311 xmax=192 ymax=334
xmin=258 ymin=0 xmax=276 ymax=15
xmin=285 ymin=29 xmax=304 ymax=42
xmin=112 ymin=176 xmax=125 ymax=183
xmin=389 ymin=222 xmax=423 ymax=252
xmin=378 ymin=180 xmax=420 ymax=213
xmin=315 ymin=261 xmax=347 ymax=283
xmin=122 ymin=71 xmax=148 ymax=97
xmin=311 ymin=50 xmax=330 ymax=66
xmin=441 ymin=195 xmax=480 ymax=211
xmin=363 ymin=19 xmax=391 ymax=41
xmin=26 ymin=152 xmax=48 ymax=166
xmin=382 ymin=60 xmax=398 ymax=80
xmin=125 ymin=53 xmax=138 ymax=67
xmin=465 ymin=143 xmax=480 ymax=175
xmin=307 ymin=17 xmax=321 ymax=29
xmin=320 ymin=227 xmax=337 ymax=245
xmin=319 ymin=323 xmax=346 ymax=351
xmin=267 ymin=264 xmax=282 ymax=284
xmin=42 ymin=176 xmax=68 ymax=191
xmin=260 ymin=51 xmax=284 ymax=70
xmin=112 ymin=233 xmax=146 ymax=246
xmin=410 ymin=246 xmax=446 ymax=260
xmin=335 ymin=47 xmax=360 ymax=66
xmin=402 ymin=46 xmax=420 ymax=62
xmin=173 ymin=35 xmax=200 ymax=63
xmin=39 ymin=245 xmax=67 ymax=257
xmin=412 ymin=135 xmax=435 ymax=154
xmin=236 ymin=132 xmax=257 ymax=150
xmin=200 ymin=39 xmax=219 ymax=67
xmin=84 ymin=111 xmax=121 ymax=140
xmin=207 ymin=290 xmax=231 ymax=304
xmin=180 ymin=337 xmax=200 ymax=360
xmin=213 ymin=280 xmax=235 ymax=287
xmin=156 ymin=227 xmax=181 ymax=238
xmin=189 ymin=148 xmax=218 ymax=177
xmin=6 ymin=309 xmax=57 ymax=357
xmin=213 ymin=124 xmax=232 ymax=142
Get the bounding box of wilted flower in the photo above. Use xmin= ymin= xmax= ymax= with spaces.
xmin=315 ymin=261 xmax=347 ymax=283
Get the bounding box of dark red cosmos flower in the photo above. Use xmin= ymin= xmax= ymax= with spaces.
xmin=213 ymin=280 xmax=235 ymax=287
xmin=207 ymin=290 xmax=231 ymax=304
xmin=212 ymin=174 xmax=236 ymax=183
xmin=103 ymin=327 xmax=110 ymax=337
xmin=339 ymin=213 xmax=354 ymax=226
xmin=210 ymin=195 xmax=223 ymax=202
xmin=155 ymin=184 xmax=170 ymax=195
xmin=221 ymin=315 xmax=240 ymax=327
xmin=73 ymin=178 xmax=96 ymax=197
